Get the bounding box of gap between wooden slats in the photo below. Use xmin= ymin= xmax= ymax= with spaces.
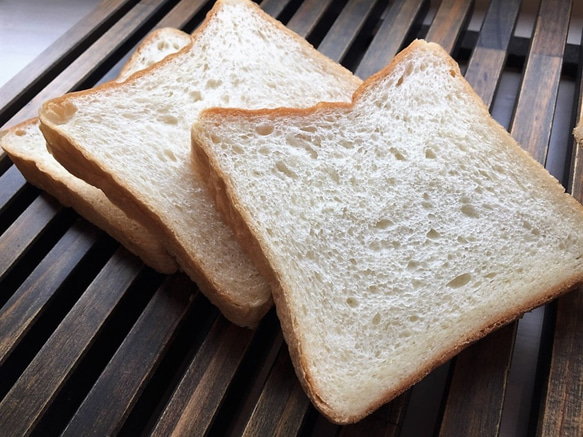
xmin=3 ymin=0 xmax=180 ymax=129
xmin=0 ymin=0 xmax=139 ymax=131
xmin=61 ymin=274 xmax=195 ymax=436
xmin=0 ymin=221 xmax=99 ymax=368
xmin=317 ymin=0 xmax=381 ymax=64
xmin=0 ymin=195 xmax=66 ymax=283
xmin=0 ymin=248 xmax=144 ymax=435
xmin=437 ymin=1 xmax=522 ymax=436
xmin=355 ymin=0 xmax=427 ymax=80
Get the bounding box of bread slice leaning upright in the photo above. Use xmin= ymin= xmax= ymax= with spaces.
xmin=0 ymin=28 xmax=192 ymax=274
xmin=192 ymin=39 xmax=583 ymax=423
xmin=38 ymin=0 xmax=362 ymax=327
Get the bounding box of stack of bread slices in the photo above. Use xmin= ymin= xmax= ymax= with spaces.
xmin=3 ymin=0 xmax=583 ymax=425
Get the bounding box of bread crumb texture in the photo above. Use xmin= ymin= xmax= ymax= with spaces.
xmin=194 ymin=40 xmax=583 ymax=422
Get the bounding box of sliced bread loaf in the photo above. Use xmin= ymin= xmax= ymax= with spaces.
xmin=191 ymin=40 xmax=583 ymax=422
xmin=39 ymin=0 xmax=362 ymax=327
xmin=0 ymin=28 xmax=192 ymax=273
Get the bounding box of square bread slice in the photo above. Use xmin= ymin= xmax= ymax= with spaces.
xmin=0 ymin=28 xmax=192 ymax=273
xmin=191 ymin=40 xmax=583 ymax=423
xmin=39 ymin=0 xmax=362 ymax=327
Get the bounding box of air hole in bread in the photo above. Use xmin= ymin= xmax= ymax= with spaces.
xmin=206 ymin=78 xmax=222 ymax=89
xmin=446 ymin=273 xmax=472 ymax=288
xmin=461 ymin=204 xmax=479 ymax=218
xmin=190 ymin=90 xmax=202 ymax=102
xmin=375 ymin=219 xmax=393 ymax=229
xmin=158 ymin=114 xmax=179 ymax=125
xmin=275 ymin=160 xmax=298 ymax=179
xmin=346 ymin=297 xmax=359 ymax=308
xmin=372 ymin=313 xmax=381 ymax=325
xmin=389 ymin=147 xmax=406 ymax=161
xmin=427 ymin=229 xmax=440 ymax=239
xmin=256 ymin=123 xmax=274 ymax=136
xmin=407 ymin=261 xmax=419 ymax=270
xmin=425 ymin=148 xmax=437 ymax=159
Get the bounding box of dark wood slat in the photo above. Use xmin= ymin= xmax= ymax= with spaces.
xmin=260 ymin=0 xmax=295 ymax=19
xmin=509 ymin=0 xmax=572 ymax=163
xmin=339 ymin=395 xmax=410 ymax=437
xmin=4 ymin=0 xmax=174 ymax=129
xmin=62 ymin=274 xmax=194 ymax=436
xmin=538 ymin=30 xmax=583 ymax=437
xmin=438 ymin=2 xmax=522 ymax=435
xmin=0 ymin=0 xmax=136 ymax=128
xmin=286 ymin=0 xmax=335 ymax=38
xmin=0 ymin=221 xmax=98 ymax=367
xmin=355 ymin=0 xmax=426 ymax=79
xmin=0 ymin=248 xmax=143 ymax=436
xmin=241 ymin=344 xmax=310 ymax=436
xmin=151 ymin=317 xmax=253 ymax=436
xmin=318 ymin=0 xmax=379 ymax=63
xmin=0 ymin=195 xmax=62 ymax=281
xmin=424 ymin=0 xmax=473 ymax=54
xmin=463 ymin=0 xmax=522 ymax=107
xmin=155 ymin=0 xmax=209 ymax=29
xmin=440 ymin=325 xmax=517 ymax=436
xmin=537 ymin=289 xmax=583 ymax=436
xmin=0 ymin=164 xmax=28 ymax=213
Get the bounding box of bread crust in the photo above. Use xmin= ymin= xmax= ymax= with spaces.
xmin=192 ymin=39 xmax=583 ymax=423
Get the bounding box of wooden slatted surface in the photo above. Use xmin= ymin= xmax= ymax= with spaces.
xmin=1 ymin=0 xmax=582 ymax=435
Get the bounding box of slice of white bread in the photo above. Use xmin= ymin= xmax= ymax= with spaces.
xmin=191 ymin=40 xmax=583 ymax=423
xmin=38 ymin=0 xmax=362 ymax=327
xmin=0 ymin=28 xmax=192 ymax=273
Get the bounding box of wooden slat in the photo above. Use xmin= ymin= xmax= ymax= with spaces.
xmin=424 ymin=0 xmax=473 ymax=54
xmin=0 ymin=248 xmax=143 ymax=436
xmin=318 ymin=0 xmax=379 ymax=63
xmin=0 ymin=0 xmax=136 ymax=128
xmin=286 ymin=0 xmax=335 ymax=38
xmin=355 ymin=0 xmax=427 ymax=79
xmin=155 ymin=0 xmax=209 ymax=29
xmin=463 ymin=0 xmax=522 ymax=107
xmin=0 ymin=165 xmax=28 ymax=213
xmin=150 ymin=317 xmax=253 ymax=435
xmin=537 ymin=289 xmax=583 ymax=436
xmin=509 ymin=0 xmax=572 ymax=163
xmin=438 ymin=1 xmax=522 ymax=435
xmin=260 ymin=0 xmax=296 ymax=19
xmin=62 ymin=274 xmax=194 ymax=436
xmin=4 ymin=0 xmax=175 ymax=129
xmin=0 ymin=195 xmax=63 ymax=281
xmin=0 ymin=221 xmax=98 ymax=367
xmin=242 ymin=344 xmax=310 ymax=436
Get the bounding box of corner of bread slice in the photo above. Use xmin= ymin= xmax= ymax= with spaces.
xmin=190 ymin=38 xmax=583 ymax=423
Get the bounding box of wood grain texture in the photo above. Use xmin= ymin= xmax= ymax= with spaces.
xmin=424 ymin=0 xmax=473 ymax=54
xmin=242 ymin=344 xmax=311 ymax=436
xmin=0 ymin=221 xmax=98 ymax=366
xmin=150 ymin=317 xmax=253 ymax=436
xmin=286 ymin=0 xmax=335 ymax=39
xmin=355 ymin=0 xmax=427 ymax=79
xmin=0 ymin=248 xmax=143 ymax=436
xmin=317 ymin=0 xmax=379 ymax=63
xmin=62 ymin=274 xmax=194 ymax=436
xmin=509 ymin=0 xmax=571 ymax=162
xmin=0 ymin=195 xmax=62 ymax=281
